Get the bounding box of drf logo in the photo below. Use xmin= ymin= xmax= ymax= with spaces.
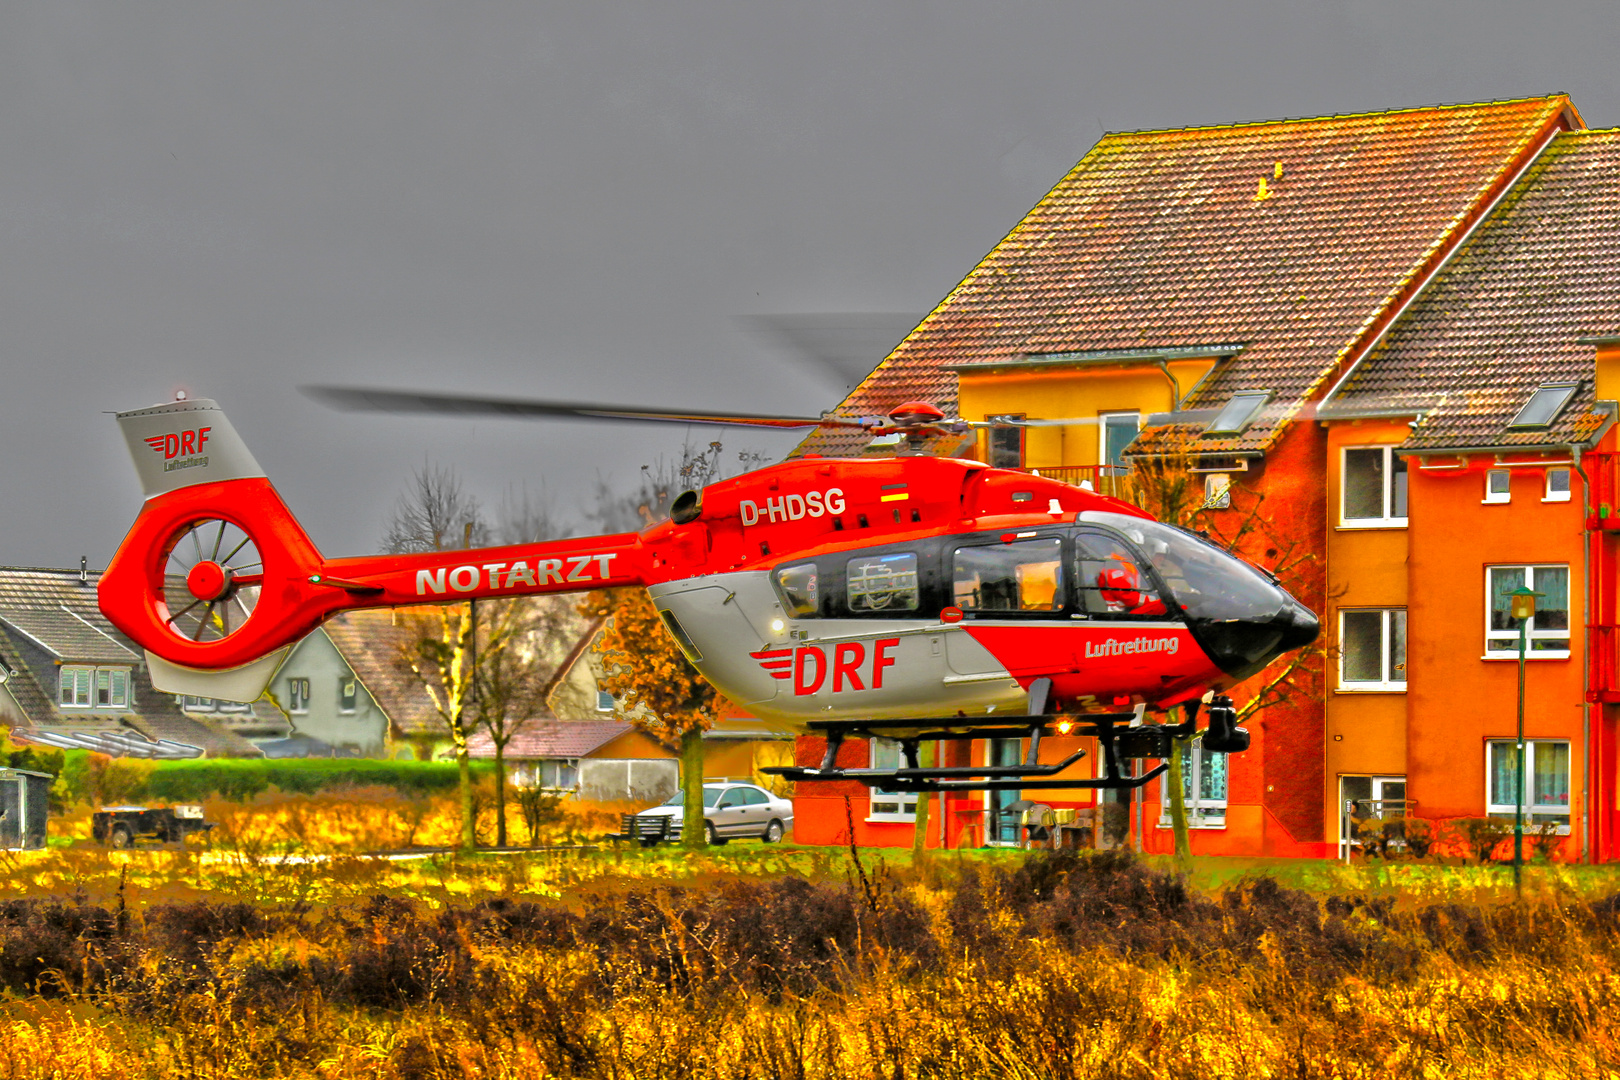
xmin=751 ymin=637 xmax=899 ymax=695
xmin=145 ymin=428 xmax=212 ymax=459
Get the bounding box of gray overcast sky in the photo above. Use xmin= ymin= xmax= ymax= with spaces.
xmin=4 ymin=2 xmax=1616 ymax=566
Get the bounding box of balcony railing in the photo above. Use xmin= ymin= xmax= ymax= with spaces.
xmin=1024 ymin=465 xmax=1132 ymax=500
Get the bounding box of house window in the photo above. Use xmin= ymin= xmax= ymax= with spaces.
xmin=339 ymin=677 xmax=359 ymax=713
xmin=596 ymin=690 xmax=616 ymax=712
xmin=1204 ymin=391 xmax=1269 ymax=436
xmin=61 ymin=666 xmax=130 ymax=710
xmin=181 ymin=695 xmax=215 ymax=712
xmin=1508 ymin=383 xmax=1578 ymax=431
xmin=287 ymin=678 xmax=311 ymax=714
xmin=1342 ymin=447 xmax=1408 ymax=526
xmin=534 ymin=759 xmax=579 ymax=790
xmin=1486 ymin=565 xmax=1570 ymax=656
xmin=216 ymin=699 xmax=252 ymax=714
xmin=867 ymin=738 xmax=917 ymax=821
xmin=987 ymin=416 xmax=1024 ymax=468
xmin=1487 ymin=740 xmax=1570 ymax=830
xmin=1545 ymin=468 xmax=1572 ymax=503
xmin=1160 ymin=738 xmax=1227 ymax=827
xmin=1203 ymin=473 xmax=1231 ymax=509
xmin=1100 ymin=412 xmax=1140 ymax=474
xmin=1485 ymin=469 xmax=1511 ymax=504
xmin=1339 ymin=609 xmax=1407 ymax=690
xmin=846 ymin=553 xmax=919 ymax=613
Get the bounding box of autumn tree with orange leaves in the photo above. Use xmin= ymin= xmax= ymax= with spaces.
xmin=579 ymin=587 xmax=717 ymax=847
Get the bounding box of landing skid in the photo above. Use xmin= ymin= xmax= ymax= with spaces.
xmin=761 ymin=681 xmax=1247 ymax=793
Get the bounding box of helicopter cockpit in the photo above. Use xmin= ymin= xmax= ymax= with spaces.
xmin=766 ymin=512 xmax=1317 ymax=683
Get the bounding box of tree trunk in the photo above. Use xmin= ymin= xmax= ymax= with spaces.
xmin=456 ymin=733 xmax=475 ymax=850
xmin=912 ymin=742 xmax=932 ymax=856
xmin=1167 ymin=733 xmax=1192 ymax=869
xmin=493 ymin=743 xmax=507 ymax=848
xmin=681 ymin=726 xmax=706 ymax=849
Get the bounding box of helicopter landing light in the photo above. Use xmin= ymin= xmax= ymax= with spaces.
xmin=770 ymin=618 xmax=786 ymax=633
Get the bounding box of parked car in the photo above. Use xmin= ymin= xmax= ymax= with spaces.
xmin=624 ymin=782 xmax=793 ymax=846
xmin=92 ymin=805 xmax=214 ymax=848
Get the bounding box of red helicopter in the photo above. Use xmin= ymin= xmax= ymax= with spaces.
xmin=98 ymin=390 xmax=1318 ymax=794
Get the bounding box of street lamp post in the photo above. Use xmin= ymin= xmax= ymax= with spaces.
xmin=1511 ymin=584 xmax=1541 ymax=896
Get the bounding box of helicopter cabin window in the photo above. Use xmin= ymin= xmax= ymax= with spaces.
xmin=987 ymin=416 xmax=1025 ymax=468
xmin=952 ymin=538 xmax=1064 ymax=613
xmin=1486 ymin=565 xmax=1570 ymax=656
xmin=867 ymin=738 xmax=918 ymax=821
xmin=1073 ymin=532 xmax=1168 ymax=619
xmin=1487 ymin=739 xmax=1570 ymax=831
xmin=1159 ymin=737 xmax=1227 ymax=828
xmin=771 ymin=562 xmax=820 ymax=618
xmin=1341 ymin=447 xmax=1408 ymax=526
xmin=845 ymin=553 xmax=919 ymax=613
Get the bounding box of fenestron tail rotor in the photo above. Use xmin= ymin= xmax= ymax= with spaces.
xmin=158 ymin=518 xmax=263 ymax=645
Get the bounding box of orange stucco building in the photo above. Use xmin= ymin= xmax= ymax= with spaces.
xmin=784 ymin=97 xmax=1620 ymax=860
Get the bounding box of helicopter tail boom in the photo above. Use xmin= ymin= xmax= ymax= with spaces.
xmin=99 ymin=398 xmax=648 ymax=699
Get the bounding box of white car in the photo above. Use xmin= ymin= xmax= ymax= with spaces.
xmin=628 ymin=782 xmax=794 ymax=846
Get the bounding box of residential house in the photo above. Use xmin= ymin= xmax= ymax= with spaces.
xmin=468 ymin=720 xmax=678 ymax=803
xmin=0 ymin=566 xmax=264 ymax=757
xmin=789 ymin=95 xmax=1617 ymax=856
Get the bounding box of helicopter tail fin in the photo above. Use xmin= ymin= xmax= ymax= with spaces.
xmin=101 ymin=398 xmax=325 ymax=701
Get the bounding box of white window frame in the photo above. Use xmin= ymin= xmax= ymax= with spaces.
xmin=1485 ymin=564 xmax=1571 ymax=658
xmin=287 ymin=677 xmax=310 ymax=715
xmin=339 ymin=677 xmax=359 ymax=714
xmin=1484 ymin=468 xmax=1511 ymax=504
xmin=866 ymin=738 xmax=918 ymax=822
xmin=61 ymin=665 xmax=131 ymax=710
xmin=1486 ymin=739 xmax=1571 ymax=832
xmin=1337 ymin=608 xmax=1407 ymax=692
xmin=1340 ymin=446 xmax=1408 ymax=527
xmin=596 ymin=689 xmax=616 ymax=713
xmin=1158 ymin=737 xmax=1227 ymax=829
xmin=1099 ymin=412 xmax=1141 ymax=474
xmin=1544 ymin=468 xmax=1572 ymax=503
xmin=1203 ymin=473 xmax=1232 ymax=509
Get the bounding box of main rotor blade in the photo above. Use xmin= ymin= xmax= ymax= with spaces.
xmin=971 ymin=409 xmax=1219 ymax=428
xmin=302 ymin=385 xmax=879 ymax=431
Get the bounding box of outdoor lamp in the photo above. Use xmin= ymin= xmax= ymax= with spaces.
xmin=1510 ymin=583 xmax=1543 ymax=895
xmin=1510 ymin=585 xmax=1538 ymax=621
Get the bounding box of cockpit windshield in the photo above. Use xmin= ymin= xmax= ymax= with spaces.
xmin=1078 ymin=511 xmax=1285 ymax=625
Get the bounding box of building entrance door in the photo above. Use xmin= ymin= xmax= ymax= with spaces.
xmin=1339 ymin=775 xmax=1408 ymax=858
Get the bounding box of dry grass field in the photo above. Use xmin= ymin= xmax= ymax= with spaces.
xmin=5 ymin=793 xmax=1620 ymax=1078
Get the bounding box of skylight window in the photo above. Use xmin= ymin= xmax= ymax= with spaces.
xmin=1205 ymin=391 xmax=1270 ymax=436
xmin=1508 ymin=383 xmax=1578 ymax=430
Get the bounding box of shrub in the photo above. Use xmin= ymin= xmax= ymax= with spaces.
xmin=142 ymin=758 xmax=492 ymax=803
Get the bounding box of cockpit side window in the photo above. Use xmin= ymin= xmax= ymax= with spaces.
xmin=952 ymin=538 xmax=1065 ymax=612
xmin=1073 ymin=531 xmax=1168 ymax=619
xmin=771 ymin=562 xmax=820 ymax=618
xmin=846 ymin=553 xmax=920 ymax=613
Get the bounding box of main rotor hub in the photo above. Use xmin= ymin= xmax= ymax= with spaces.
xmin=185 ymin=560 xmax=232 ymax=602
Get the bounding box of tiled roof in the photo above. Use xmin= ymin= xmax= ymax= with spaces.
xmin=466 ymin=719 xmax=641 ymax=760
xmin=320 ymin=610 xmax=444 ymax=736
xmin=0 ymin=569 xmax=137 ymax=662
xmin=794 ymin=97 xmax=1576 ymax=459
xmin=1324 ymin=130 xmax=1620 ymax=450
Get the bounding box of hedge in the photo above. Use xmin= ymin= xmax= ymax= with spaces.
xmin=62 ymin=753 xmax=496 ymax=805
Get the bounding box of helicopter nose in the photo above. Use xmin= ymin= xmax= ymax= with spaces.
xmin=1277 ymin=599 xmax=1320 ymax=652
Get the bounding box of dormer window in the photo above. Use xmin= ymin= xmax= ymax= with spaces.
xmin=1508 ymin=383 xmax=1578 ymax=430
xmin=1205 ymin=391 xmax=1270 ymax=436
